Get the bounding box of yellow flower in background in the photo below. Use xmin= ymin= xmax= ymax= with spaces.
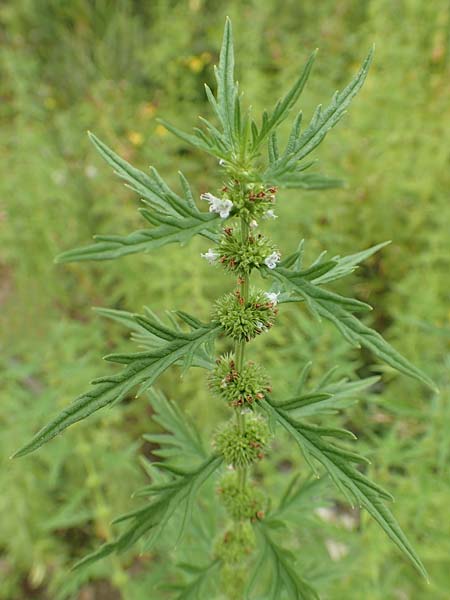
xmin=186 ymin=51 xmax=211 ymax=73
xmin=188 ymin=56 xmax=203 ymax=73
xmin=127 ymin=131 xmax=144 ymax=146
xmin=155 ymin=124 xmax=167 ymax=137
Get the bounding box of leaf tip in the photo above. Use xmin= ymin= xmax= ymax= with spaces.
xmin=10 ymin=446 xmax=28 ymax=460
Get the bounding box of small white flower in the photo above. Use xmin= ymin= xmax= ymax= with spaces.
xmin=264 ymin=209 xmax=277 ymax=219
xmin=249 ymin=219 xmax=258 ymax=229
xmin=200 ymin=192 xmax=233 ymax=218
xmin=201 ymin=248 xmax=219 ymax=264
xmin=219 ymin=159 xmax=226 ymax=167
xmin=240 ymin=408 xmax=252 ymax=415
xmin=85 ymin=165 xmax=98 ymax=179
xmin=264 ymin=291 xmax=280 ymax=305
xmin=264 ymin=251 xmax=281 ymax=270
xmin=256 ymin=321 xmax=268 ymax=333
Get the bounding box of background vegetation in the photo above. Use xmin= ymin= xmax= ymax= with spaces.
xmin=1 ymin=1 xmax=448 ymax=598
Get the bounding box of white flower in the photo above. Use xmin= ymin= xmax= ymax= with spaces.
xmin=264 ymin=291 xmax=280 ymax=305
xmin=264 ymin=251 xmax=281 ymax=270
xmin=201 ymin=248 xmax=219 ymax=264
xmin=264 ymin=209 xmax=277 ymax=219
xmin=219 ymin=159 xmax=226 ymax=167
xmin=249 ymin=219 xmax=258 ymax=229
xmin=200 ymin=192 xmax=233 ymax=218
xmin=85 ymin=165 xmax=98 ymax=179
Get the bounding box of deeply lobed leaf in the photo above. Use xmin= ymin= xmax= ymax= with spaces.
xmin=264 ymin=47 xmax=374 ymax=183
xmin=55 ymin=134 xmax=219 ymax=263
xmin=260 ymin=397 xmax=428 ymax=579
xmin=13 ymin=316 xmax=219 ymax=458
xmin=73 ymin=454 xmax=222 ymax=570
xmin=267 ymin=255 xmax=436 ymax=390
xmin=247 ymin=524 xmax=319 ymax=599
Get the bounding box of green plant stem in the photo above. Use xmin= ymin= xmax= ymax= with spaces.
xmin=235 ymin=212 xmax=250 ymax=491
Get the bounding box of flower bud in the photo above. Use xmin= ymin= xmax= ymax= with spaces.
xmin=213 ymin=288 xmax=278 ymax=341
xmin=209 ymin=354 xmax=271 ymax=406
xmin=213 ymin=414 xmax=271 ymax=467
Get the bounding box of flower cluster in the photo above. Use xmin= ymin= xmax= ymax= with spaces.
xmin=213 ymin=226 xmax=280 ymax=274
xmin=209 ymin=354 xmax=271 ymax=407
xmin=213 ymin=413 xmax=271 ymax=467
xmin=226 ymin=182 xmax=278 ymax=223
xmin=213 ymin=288 xmax=279 ymax=341
xmin=214 ymin=522 xmax=255 ymax=566
xmin=218 ymin=472 xmax=265 ymax=521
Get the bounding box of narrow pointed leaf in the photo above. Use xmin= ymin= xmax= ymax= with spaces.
xmin=260 ymin=397 xmax=428 ymax=579
xmin=269 ymin=265 xmax=435 ymax=390
xmin=73 ymin=455 xmax=222 ymax=570
xmin=216 ymin=17 xmax=237 ymax=143
xmin=13 ymin=322 xmax=219 ymax=457
xmin=254 ymin=50 xmax=316 ymax=150
xmin=313 ymin=241 xmax=391 ymax=284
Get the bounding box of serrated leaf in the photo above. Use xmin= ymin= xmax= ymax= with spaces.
xmin=143 ymin=389 xmax=207 ymax=463
xmin=247 ymin=524 xmax=319 ymax=600
xmin=264 ymin=47 xmax=374 ymax=184
xmin=87 ymin=133 xmax=185 ymax=215
xmin=73 ymin=455 xmax=222 ymax=570
xmin=269 ymin=265 xmax=436 ymax=390
xmin=253 ymin=50 xmax=316 ymax=152
xmin=260 ymin=397 xmax=428 ymax=579
xmin=274 ymin=474 xmax=328 ymax=518
xmin=56 ymin=215 xmax=219 ymax=263
xmin=13 ymin=318 xmax=219 ymax=458
xmin=174 ymin=560 xmax=220 ymax=600
xmin=273 ymin=265 xmax=372 ymax=312
xmin=312 ymin=241 xmax=391 ymax=285
xmin=55 ymin=135 xmax=219 ymax=263
xmin=215 ymin=17 xmax=237 ymax=145
xmin=93 ymin=307 xmax=215 ymax=370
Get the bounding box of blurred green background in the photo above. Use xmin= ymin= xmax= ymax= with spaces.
xmin=1 ymin=1 xmax=449 ymax=598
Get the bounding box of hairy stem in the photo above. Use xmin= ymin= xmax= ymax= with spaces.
xmin=235 ymin=210 xmax=249 ymax=490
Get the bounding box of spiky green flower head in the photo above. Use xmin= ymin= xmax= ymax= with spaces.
xmin=214 ymin=522 xmax=256 ymax=565
xmin=214 ymin=413 xmax=272 ymax=467
xmin=218 ymin=471 xmax=266 ymax=521
xmin=219 ymin=564 xmax=247 ymax=600
xmin=209 ymin=353 xmax=271 ymax=407
xmin=217 ymin=226 xmax=280 ymax=274
xmin=213 ymin=288 xmax=278 ymax=342
xmin=226 ymin=180 xmax=279 ymax=222
xmin=215 ymin=523 xmax=255 ymax=599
